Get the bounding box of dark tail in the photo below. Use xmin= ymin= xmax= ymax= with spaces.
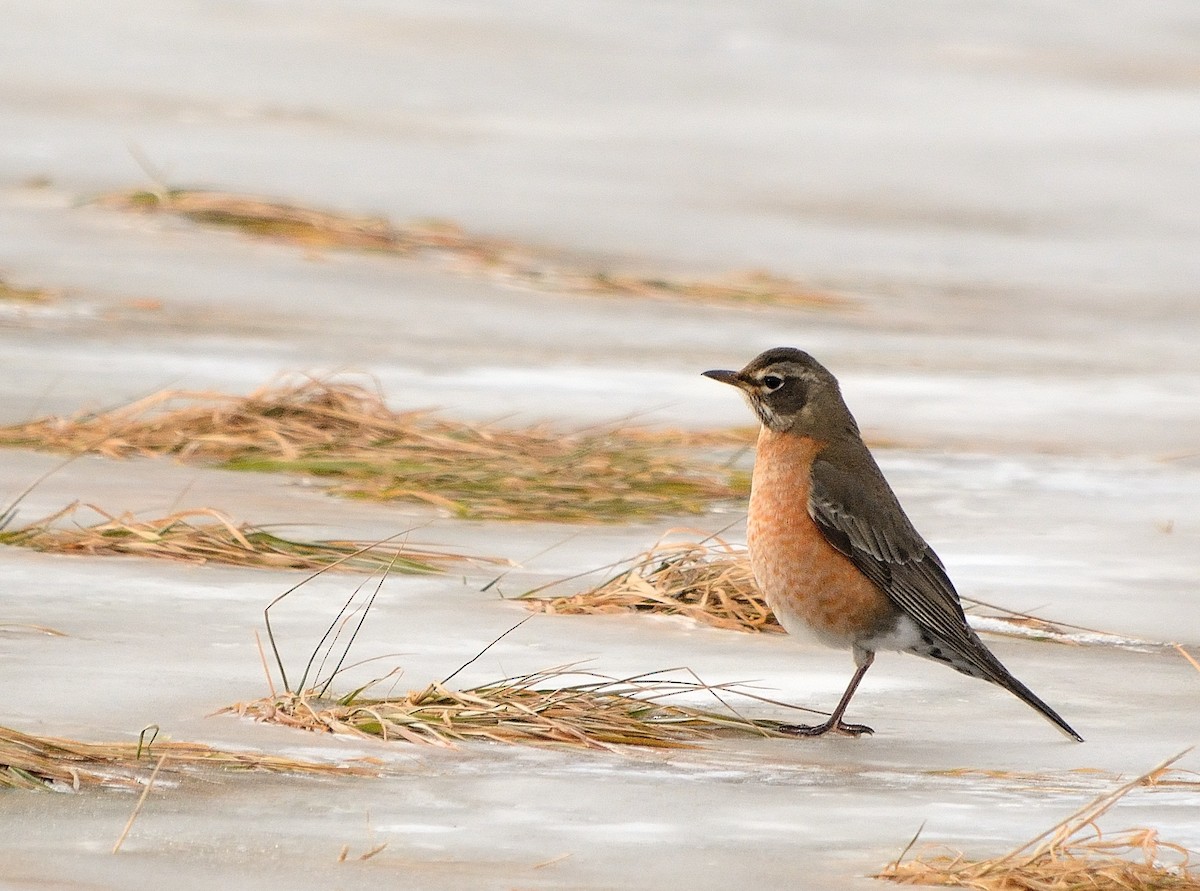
xmin=922 ymin=632 xmax=1084 ymax=742
xmin=989 ymin=663 xmax=1084 ymax=742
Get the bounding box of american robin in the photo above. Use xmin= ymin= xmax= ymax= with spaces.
xmin=704 ymin=347 xmax=1082 ymax=741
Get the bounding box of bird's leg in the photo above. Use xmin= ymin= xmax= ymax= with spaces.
xmin=780 ymin=652 xmax=875 ymax=738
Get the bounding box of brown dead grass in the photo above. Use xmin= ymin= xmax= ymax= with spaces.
xmin=877 ymin=752 xmax=1199 ymax=890
xmin=523 ymin=539 xmax=1162 ymax=647
xmin=241 ymin=537 xmax=804 ymax=751
xmin=95 ymin=188 xmax=843 ymax=309
xmin=925 ymin=766 xmax=1200 ymax=797
xmin=0 ymin=502 xmax=496 ymax=574
xmin=1177 ymin=645 xmax=1200 ymax=675
xmin=523 ymin=537 xmax=780 ymax=633
xmin=0 ymin=377 xmax=746 ymax=522
xmin=0 ymin=277 xmax=54 ymax=303
xmin=226 ymin=668 xmax=789 ymax=751
xmin=0 ymin=724 xmax=377 ymax=791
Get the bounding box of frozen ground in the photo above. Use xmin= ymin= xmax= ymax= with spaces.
xmin=1 ymin=2 xmax=1199 ymax=889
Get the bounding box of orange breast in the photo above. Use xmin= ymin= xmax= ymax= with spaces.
xmin=747 ymin=429 xmax=896 ymax=647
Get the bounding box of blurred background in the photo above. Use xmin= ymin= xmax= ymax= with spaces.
xmin=2 ymin=0 xmax=1198 ymax=450
xmin=2 ymin=4 xmax=1199 ymax=889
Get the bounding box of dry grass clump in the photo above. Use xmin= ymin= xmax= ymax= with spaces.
xmin=227 ymin=668 xmax=787 ymax=751
xmin=0 ymin=277 xmax=54 ymax=303
xmin=877 ymin=753 xmax=1199 ymax=890
xmin=523 ymin=539 xmax=1155 ymax=646
xmin=0 ymin=724 xmax=376 ymax=791
xmin=0 ymin=503 xmax=490 ymax=574
xmin=94 ymin=188 xmax=841 ymax=309
xmin=524 ymin=537 xmax=780 ymax=633
xmin=242 ymin=549 xmax=797 ymax=751
xmin=240 ymin=542 xmax=816 ymax=750
xmin=0 ymin=377 xmax=745 ymax=521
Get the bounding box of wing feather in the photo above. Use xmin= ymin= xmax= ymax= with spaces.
xmin=806 ymin=443 xmax=1083 ymax=740
xmin=807 ymin=450 xmax=982 ymax=657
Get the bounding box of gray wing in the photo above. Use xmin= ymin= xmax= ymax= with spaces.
xmin=806 ymin=446 xmax=978 ymax=653
xmin=808 ymin=444 xmax=1085 ymax=742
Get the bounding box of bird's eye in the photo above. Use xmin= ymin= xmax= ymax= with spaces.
xmin=761 ymin=374 xmax=784 ymax=392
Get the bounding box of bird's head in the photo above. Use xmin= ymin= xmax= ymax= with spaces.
xmin=703 ymin=347 xmax=850 ymax=435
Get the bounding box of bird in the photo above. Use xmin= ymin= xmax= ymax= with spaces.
xmin=703 ymin=347 xmax=1082 ymax=741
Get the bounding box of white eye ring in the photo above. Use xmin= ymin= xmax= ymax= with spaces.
xmin=761 ymin=374 xmax=784 ymax=392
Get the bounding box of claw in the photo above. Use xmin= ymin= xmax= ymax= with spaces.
xmin=776 ymin=655 xmax=876 ymax=739
xmin=778 ymin=720 xmax=874 ymax=738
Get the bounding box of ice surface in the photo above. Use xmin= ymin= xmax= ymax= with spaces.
xmin=1 ymin=3 xmax=1199 ymax=889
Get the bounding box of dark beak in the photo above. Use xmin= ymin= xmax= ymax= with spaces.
xmin=702 ymin=369 xmax=747 ymax=389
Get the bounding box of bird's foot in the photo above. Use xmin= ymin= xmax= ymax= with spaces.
xmin=778 ymin=720 xmax=874 ymax=738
